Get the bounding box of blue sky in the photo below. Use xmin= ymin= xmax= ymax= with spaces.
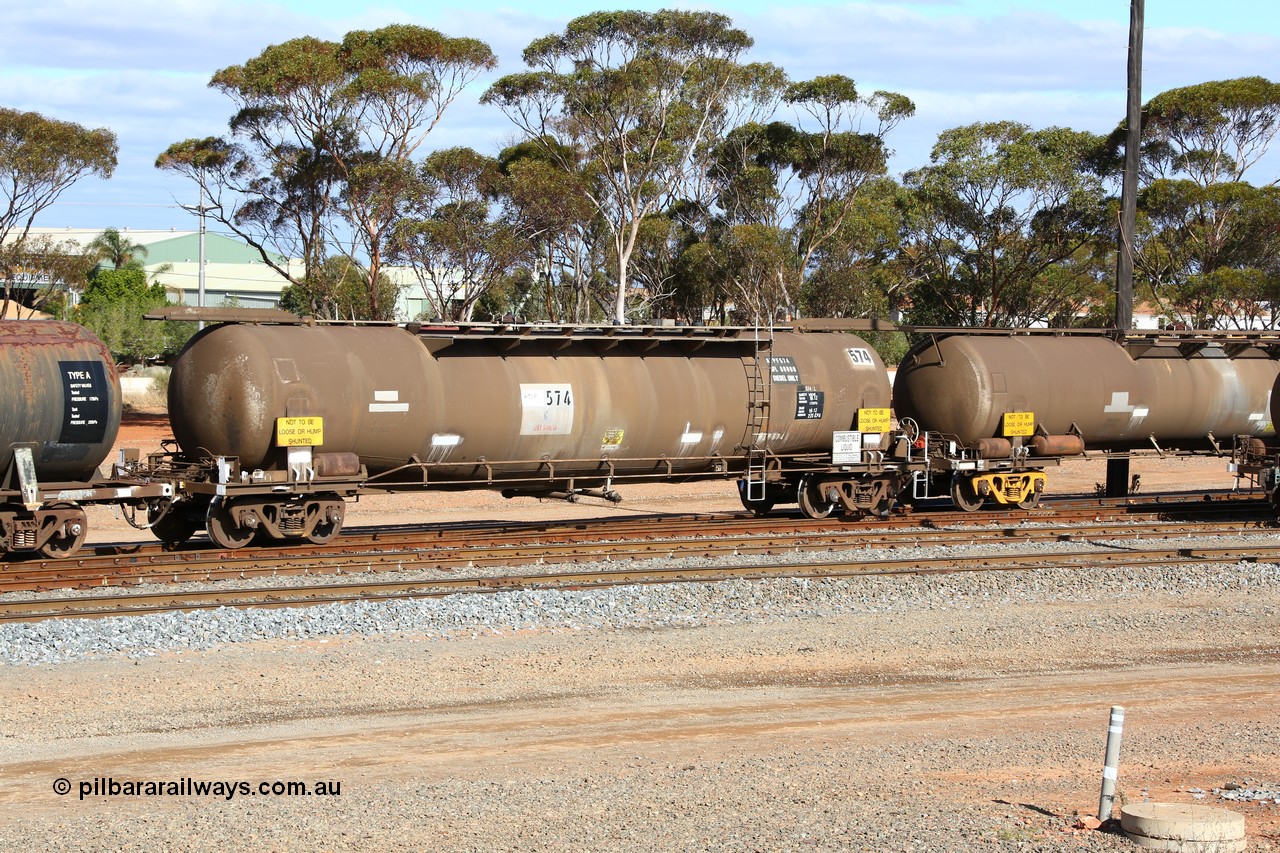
xmin=5 ymin=0 xmax=1277 ymax=231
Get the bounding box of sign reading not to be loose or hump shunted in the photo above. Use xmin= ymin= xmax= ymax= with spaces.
xmin=276 ymin=416 xmax=324 ymax=446
xmin=1002 ymin=411 xmax=1035 ymax=437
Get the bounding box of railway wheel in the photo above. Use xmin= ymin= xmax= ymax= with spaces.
xmin=38 ymin=503 xmax=87 ymax=559
xmin=797 ymin=477 xmax=836 ymax=520
xmin=950 ymin=477 xmax=985 ymax=512
xmin=736 ymin=481 xmax=775 ymax=517
xmin=1017 ymin=490 xmax=1042 ymax=510
xmin=149 ymin=499 xmax=200 ymax=547
xmin=306 ymin=498 xmax=345 ymax=545
xmin=206 ymin=498 xmax=256 ymax=550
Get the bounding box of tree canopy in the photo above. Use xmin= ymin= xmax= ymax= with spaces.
xmin=483 ymin=10 xmax=776 ymax=323
xmin=159 ymin=25 xmax=496 ymax=320
xmin=7 ymin=17 xmax=1268 ymax=347
xmin=0 ymin=108 xmax=116 ymax=316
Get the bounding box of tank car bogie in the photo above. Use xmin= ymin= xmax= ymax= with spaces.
xmin=0 ymin=501 xmax=88 ymax=558
xmin=199 ymin=493 xmax=347 ymax=550
xmin=949 ymin=471 xmax=1046 ymax=512
xmin=796 ymin=474 xmax=901 ymax=518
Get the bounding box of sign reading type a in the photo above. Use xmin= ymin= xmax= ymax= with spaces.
xmin=276 ymin=416 xmax=324 ymax=446
xmin=58 ymin=360 xmax=110 ymax=444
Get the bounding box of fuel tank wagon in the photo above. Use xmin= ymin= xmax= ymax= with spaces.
xmin=893 ymin=333 xmax=1278 ymax=450
xmin=168 ymin=323 xmax=890 ymax=480
xmin=0 ymin=320 xmax=171 ymax=559
xmin=0 ymin=320 xmax=121 ymax=482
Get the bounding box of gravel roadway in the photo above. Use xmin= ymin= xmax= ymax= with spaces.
xmin=3 ymin=565 xmax=1279 ymax=851
xmin=1 ymin=418 xmax=1277 ymax=851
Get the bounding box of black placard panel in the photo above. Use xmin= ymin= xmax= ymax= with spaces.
xmin=59 ymin=360 xmax=110 ymax=444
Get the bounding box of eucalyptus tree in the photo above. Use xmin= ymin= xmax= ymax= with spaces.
xmin=0 ymin=107 xmax=116 ymax=316
xmin=482 ymin=9 xmax=782 ymax=323
xmin=686 ymin=76 xmax=916 ymax=324
xmin=782 ymin=77 xmax=913 ymax=299
xmin=799 ymin=176 xmax=908 ymax=323
xmin=901 ymin=121 xmax=1112 ymax=327
xmin=387 ymin=147 xmax=531 ymax=321
xmin=159 ymin=25 xmax=496 ymax=320
xmin=498 ymin=141 xmax=610 ymax=323
xmin=277 ymin=256 xmax=399 ymax=322
xmin=156 ymin=135 xmax=324 ymax=294
xmin=1113 ymin=77 xmax=1280 ymax=326
xmin=698 ymin=76 xmax=913 ymax=321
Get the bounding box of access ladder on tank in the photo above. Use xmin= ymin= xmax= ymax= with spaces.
xmin=741 ymin=336 xmax=773 ymax=502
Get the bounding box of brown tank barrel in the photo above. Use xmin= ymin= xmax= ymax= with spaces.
xmin=167 ymin=324 xmax=892 ymax=477
xmin=0 ymin=320 xmax=122 ymax=482
xmin=894 ymin=335 xmax=1278 ymax=450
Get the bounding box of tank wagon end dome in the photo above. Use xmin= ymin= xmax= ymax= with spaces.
xmin=0 ymin=320 xmax=123 ymax=482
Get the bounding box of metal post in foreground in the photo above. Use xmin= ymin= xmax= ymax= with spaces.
xmin=1098 ymin=705 xmax=1126 ymax=821
xmin=1106 ymin=457 xmax=1131 ymax=499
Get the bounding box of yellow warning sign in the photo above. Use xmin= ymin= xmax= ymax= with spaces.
xmin=1002 ymin=411 xmax=1035 ymax=437
xmin=276 ymin=416 xmax=324 ymax=447
xmin=857 ymin=408 xmax=891 ymax=433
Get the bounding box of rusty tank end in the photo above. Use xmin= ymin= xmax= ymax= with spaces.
xmin=167 ymin=324 xmax=891 ymax=479
xmin=0 ymin=320 xmax=122 ymax=482
xmin=893 ymin=334 xmax=1278 ymax=450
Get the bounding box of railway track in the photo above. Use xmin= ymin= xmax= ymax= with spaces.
xmin=2 ymin=492 xmax=1276 ymax=622
xmin=0 ymin=491 xmax=1273 ymax=593
xmin=4 ymin=538 xmax=1277 ymax=623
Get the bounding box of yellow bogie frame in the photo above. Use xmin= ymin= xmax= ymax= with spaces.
xmin=970 ymin=471 xmax=1046 ymax=508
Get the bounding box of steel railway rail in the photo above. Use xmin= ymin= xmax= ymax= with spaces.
xmin=4 ymin=539 xmax=1277 ymax=623
xmin=3 ymin=493 xmax=1277 ymax=622
xmin=2 ymin=491 xmax=1269 ymax=591
xmin=0 ymin=493 xmax=1273 ymax=594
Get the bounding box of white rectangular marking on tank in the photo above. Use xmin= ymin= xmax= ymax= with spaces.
xmin=520 ymin=383 xmax=574 ymax=435
xmin=369 ymin=403 xmax=410 ymax=413
xmin=1103 ymin=391 xmax=1135 ymax=413
xmin=680 ymin=432 xmax=703 ymax=444
xmin=1131 ymin=406 xmax=1149 ymax=418
xmin=374 ymin=390 xmax=399 ymax=402
xmin=432 ymin=434 xmax=462 ymax=447
xmin=846 ymin=348 xmax=876 ymax=367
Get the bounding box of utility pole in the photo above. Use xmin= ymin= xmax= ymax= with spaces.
xmin=197 ymin=180 xmax=207 ymax=332
xmin=1108 ymin=0 xmax=1144 ymax=499
xmin=1115 ymin=0 xmax=1143 ymax=330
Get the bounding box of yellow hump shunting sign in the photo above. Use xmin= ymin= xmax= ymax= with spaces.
xmin=276 ymin=416 xmax=324 ymax=447
xmin=1002 ymin=411 xmax=1035 ymax=437
xmin=857 ymin=408 xmax=891 ymax=433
